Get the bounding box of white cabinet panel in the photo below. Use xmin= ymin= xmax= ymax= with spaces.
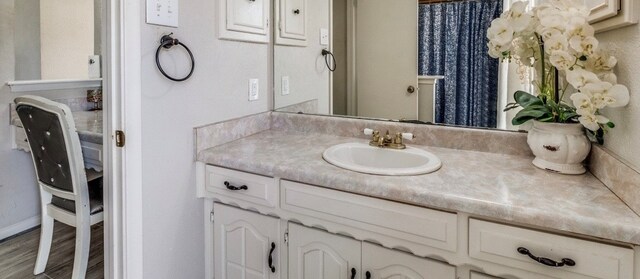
xmin=275 ymin=0 xmax=308 ymax=46
xmin=288 ymin=223 xmax=361 ymax=279
xmin=219 ymin=0 xmax=270 ymax=43
xmin=214 ymin=203 xmax=280 ymax=279
xmin=205 ymin=165 xmax=278 ymax=208
xmin=362 ymin=242 xmax=455 ymax=279
xmin=469 ymin=219 xmax=634 ymax=279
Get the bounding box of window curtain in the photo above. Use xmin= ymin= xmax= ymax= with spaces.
xmin=418 ymin=0 xmax=503 ymax=128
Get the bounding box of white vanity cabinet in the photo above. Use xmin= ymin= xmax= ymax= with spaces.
xmin=275 ymin=0 xmax=307 ymax=46
xmin=219 ymin=0 xmax=270 ymax=43
xmin=199 ymin=165 xmax=637 ymax=279
xmin=213 ymin=203 xmax=281 ymax=279
xmin=288 ymin=223 xmax=361 ymax=279
xmin=288 ymin=223 xmax=456 ymax=279
xmin=362 ymin=242 xmax=456 ymax=279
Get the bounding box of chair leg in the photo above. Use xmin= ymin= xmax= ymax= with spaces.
xmin=34 ymin=191 xmax=53 ymax=275
xmin=71 ymin=224 xmax=91 ymax=279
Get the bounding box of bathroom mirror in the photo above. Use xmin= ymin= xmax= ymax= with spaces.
xmin=273 ymin=0 xmax=521 ymax=130
xmin=272 ymin=0 xmax=637 ymax=131
xmin=12 ymin=0 xmax=102 ymax=81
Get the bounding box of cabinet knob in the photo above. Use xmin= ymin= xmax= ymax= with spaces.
xmin=350 ymin=268 xmax=356 ymax=279
xmin=293 ymin=9 xmax=300 ymax=14
xmin=407 ymin=85 xmax=416 ymax=94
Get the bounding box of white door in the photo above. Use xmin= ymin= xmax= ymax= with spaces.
xmin=362 ymin=243 xmax=456 ymax=279
xmin=214 ymin=203 xmax=281 ymax=279
xmin=355 ymin=0 xmax=418 ymax=120
xmin=288 ymin=223 xmax=362 ymax=279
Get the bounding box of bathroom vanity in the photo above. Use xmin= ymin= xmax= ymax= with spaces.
xmin=195 ymin=112 xmax=640 ymax=279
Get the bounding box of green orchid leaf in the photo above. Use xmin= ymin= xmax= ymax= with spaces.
xmin=514 ymin=91 xmax=543 ymax=108
xmin=607 ymin=122 xmax=615 ymax=128
xmin=512 ymin=108 xmax=550 ymax=125
xmin=503 ymin=102 xmax=520 ymax=112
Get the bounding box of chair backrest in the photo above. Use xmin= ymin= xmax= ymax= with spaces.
xmin=14 ymin=96 xmax=89 ymax=204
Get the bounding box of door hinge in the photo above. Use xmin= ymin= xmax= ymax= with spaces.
xmin=210 ymin=211 xmax=215 ymax=223
xmin=115 ymin=130 xmax=125 ymax=147
xmin=284 ymin=230 xmax=289 ymax=245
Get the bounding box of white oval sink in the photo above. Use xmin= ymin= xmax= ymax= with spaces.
xmin=322 ymin=142 xmax=442 ymax=176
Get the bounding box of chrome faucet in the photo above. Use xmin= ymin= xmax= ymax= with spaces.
xmin=364 ymin=128 xmax=415 ymax=149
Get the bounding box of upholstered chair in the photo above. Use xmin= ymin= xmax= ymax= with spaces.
xmin=14 ymin=96 xmax=103 ymax=279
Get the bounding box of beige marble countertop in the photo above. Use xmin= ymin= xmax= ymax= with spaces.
xmin=198 ymin=130 xmax=640 ymax=245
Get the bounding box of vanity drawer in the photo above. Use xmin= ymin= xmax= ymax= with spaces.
xmin=205 ymin=165 xmax=277 ymax=208
xmin=281 ymin=180 xmax=458 ymax=252
xmin=469 ymin=219 xmax=634 ymax=279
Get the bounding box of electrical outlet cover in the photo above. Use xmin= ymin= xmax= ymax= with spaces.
xmin=282 ymin=76 xmax=290 ymax=95
xmin=249 ymin=79 xmax=259 ymax=101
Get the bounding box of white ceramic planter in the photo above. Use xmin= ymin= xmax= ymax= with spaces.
xmin=527 ymin=121 xmax=591 ymax=175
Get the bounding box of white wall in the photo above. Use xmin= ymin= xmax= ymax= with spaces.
xmin=138 ymin=0 xmax=270 ymax=277
xmin=274 ymin=0 xmax=331 ymax=114
xmin=0 ymin=1 xmax=89 ymax=238
xmin=597 ymin=24 xmax=640 ymax=170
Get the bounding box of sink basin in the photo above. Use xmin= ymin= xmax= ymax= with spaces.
xmin=322 ymin=142 xmax=442 ymax=176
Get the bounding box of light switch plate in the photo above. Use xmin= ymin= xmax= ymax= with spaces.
xmin=249 ymin=79 xmax=259 ymax=101
xmin=320 ymin=28 xmax=329 ymax=45
xmin=146 ymin=0 xmax=179 ymax=27
xmin=88 ymin=55 xmax=101 ymax=79
xmin=281 ymin=76 xmax=290 ymax=95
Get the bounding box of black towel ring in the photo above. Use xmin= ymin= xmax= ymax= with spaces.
xmin=321 ymin=49 xmax=336 ymax=72
xmin=155 ymin=33 xmax=195 ymax=82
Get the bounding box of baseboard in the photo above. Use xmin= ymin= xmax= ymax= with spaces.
xmin=0 ymin=215 xmax=41 ymax=241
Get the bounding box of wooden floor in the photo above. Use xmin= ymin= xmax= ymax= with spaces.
xmin=0 ymin=221 xmax=104 ymax=279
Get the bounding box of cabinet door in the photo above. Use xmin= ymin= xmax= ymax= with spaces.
xmin=214 ymin=203 xmax=280 ymax=279
xmin=362 ymin=243 xmax=456 ymax=279
xmin=288 ymin=223 xmax=361 ymax=279
xmin=219 ymin=0 xmax=270 ymax=43
xmin=280 ymin=0 xmax=306 ymax=40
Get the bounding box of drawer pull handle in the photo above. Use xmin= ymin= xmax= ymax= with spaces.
xmin=224 ymin=181 xmax=248 ymax=191
xmin=366 ymin=271 xmax=371 ymax=279
xmin=517 ymin=247 xmax=576 ymax=267
xmin=350 ymin=268 xmax=356 ymax=279
xmin=268 ymin=242 xmax=276 ymax=273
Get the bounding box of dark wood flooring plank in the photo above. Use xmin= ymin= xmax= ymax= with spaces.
xmin=0 ymin=221 xmax=104 ymax=279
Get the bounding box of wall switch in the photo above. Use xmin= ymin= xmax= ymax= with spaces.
xmin=320 ymin=28 xmax=329 ymax=45
xmin=146 ymin=0 xmax=179 ymax=27
xmin=281 ymin=76 xmax=290 ymax=95
xmin=249 ymin=79 xmax=259 ymax=101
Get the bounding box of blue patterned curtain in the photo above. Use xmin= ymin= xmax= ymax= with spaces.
xmin=418 ymin=0 xmax=502 ymax=128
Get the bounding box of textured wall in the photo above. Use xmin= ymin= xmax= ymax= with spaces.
xmin=139 ymin=0 xmax=270 ymax=277
xmin=274 ymin=0 xmax=331 ymax=114
xmin=597 ymin=24 xmax=640 ymax=170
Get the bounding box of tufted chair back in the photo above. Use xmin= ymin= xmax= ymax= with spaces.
xmin=15 ymin=96 xmax=89 ymax=205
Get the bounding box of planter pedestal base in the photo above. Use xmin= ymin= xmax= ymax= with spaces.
xmin=532 ymin=157 xmax=586 ymax=175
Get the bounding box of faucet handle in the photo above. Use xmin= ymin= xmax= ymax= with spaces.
xmin=401 ymin=133 xmax=415 ymax=140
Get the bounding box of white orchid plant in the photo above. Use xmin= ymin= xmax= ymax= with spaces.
xmin=487 ymin=0 xmax=630 ymax=143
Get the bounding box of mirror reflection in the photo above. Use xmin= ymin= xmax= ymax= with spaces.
xmin=13 ymin=0 xmax=101 ymax=81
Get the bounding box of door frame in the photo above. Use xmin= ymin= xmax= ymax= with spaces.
xmin=103 ymin=0 xmax=143 ymax=278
